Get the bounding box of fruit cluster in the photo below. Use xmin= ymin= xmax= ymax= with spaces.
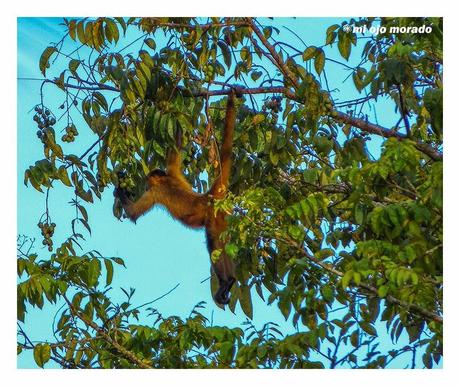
xmin=203 ymin=63 xmax=215 ymax=82
xmin=61 ymin=124 xmax=79 ymax=143
xmin=262 ymin=96 xmax=283 ymax=125
xmin=118 ymin=174 xmax=135 ymax=190
xmin=38 ymin=221 xmax=56 ymax=252
xmin=263 ymin=96 xmax=283 ymax=114
xmin=33 ymin=105 xmax=56 ymax=142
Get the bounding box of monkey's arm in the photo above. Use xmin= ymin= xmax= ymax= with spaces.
xmin=115 ymin=187 xmax=155 ymax=222
xmin=166 ymin=128 xmax=194 ymax=191
xmin=210 ymin=93 xmax=236 ymax=197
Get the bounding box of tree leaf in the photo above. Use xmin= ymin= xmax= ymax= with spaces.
xmin=57 ymin=166 xmax=72 ymax=187
xmin=302 ymin=46 xmax=317 ymax=61
xmin=39 ymin=47 xmax=57 ymax=76
xmin=105 ymin=18 xmax=120 ymax=43
xmin=239 ymin=284 xmax=253 ymax=319
xmin=252 ymin=114 xmax=265 ymax=125
xmin=314 ymin=49 xmax=325 ymax=75
xmin=218 ymin=40 xmax=232 ymax=68
xmin=251 ymin=71 xmax=262 ymax=81
xmin=68 ymin=19 xmax=77 ymax=41
xmin=326 ymin=27 xmax=337 ymax=45
xmin=86 ymin=258 xmax=101 ymax=288
xmin=341 ymin=270 xmax=353 ymax=289
xmin=338 ymin=33 xmax=351 ymax=60
xmin=111 ymin=257 xmax=126 ymax=267
xmin=104 ymin=259 xmax=114 ymax=286
xmin=359 ymin=321 xmax=377 ymax=336
xmin=144 ymin=38 xmax=156 ymax=50
xmin=320 ymin=285 xmax=334 ymax=303
xmin=33 ymin=343 xmax=51 ymax=368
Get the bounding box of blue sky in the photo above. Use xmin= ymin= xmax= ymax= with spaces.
xmin=17 ymin=16 xmax=436 ymax=369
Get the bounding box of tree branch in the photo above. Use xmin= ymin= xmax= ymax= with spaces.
xmin=246 ymin=18 xmax=300 ymax=88
xmin=45 ymin=78 xmax=119 ymax=93
xmin=143 ymin=18 xmax=249 ymax=30
xmin=334 ymin=111 xmax=442 ymax=161
xmin=280 ymin=236 xmax=443 ymax=324
xmin=243 ymin=18 xmax=442 ymax=161
xmin=43 ymin=42 xmax=443 ymax=163
xmin=61 ymin=293 xmax=153 ymax=369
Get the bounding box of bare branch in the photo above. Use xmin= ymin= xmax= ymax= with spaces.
xmin=334 ymin=111 xmax=442 ymax=161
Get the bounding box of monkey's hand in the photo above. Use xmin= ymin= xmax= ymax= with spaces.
xmin=114 ymin=185 xmax=131 ymax=205
xmin=230 ymin=85 xmax=244 ymax=99
xmin=214 ymin=277 xmax=236 ymax=305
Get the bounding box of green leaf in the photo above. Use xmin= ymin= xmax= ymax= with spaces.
xmin=144 ymin=38 xmax=156 ymax=50
xmin=58 ymin=166 xmax=72 ymax=187
xmin=263 ymin=27 xmax=273 ymax=39
xmin=423 ymin=353 xmax=433 ymax=369
xmin=218 ymin=40 xmax=232 ymax=68
xmin=320 ymin=285 xmax=334 ymax=303
xmin=77 ymin=20 xmax=86 ymax=44
xmin=39 ymin=47 xmax=57 ymax=76
xmin=33 ymin=343 xmax=51 ymax=368
xmin=111 ymin=257 xmax=125 ymax=267
xmin=410 ymin=272 xmax=419 ymax=285
xmin=251 ymin=70 xmax=262 ymax=81
xmin=338 ymin=33 xmax=351 ymax=60
xmin=350 ymin=330 xmax=359 ymax=347
xmin=303 ymin=169 xmax=318 ymax=184
xmin=224 ymin=243 xmax=239 ymax=258
xmin=105 ymin=18 xmax=120 ymax=43
xmin=115 ymin=17 xmax=127 ymax=35
xmin=315 ymin=248 xmax=334 ymax=260
xmin=77 ymin=204 xmax=88 ymax=222
xmin=86 ymin=259 xmax=101 ymax=288
xmin=80 ymin=218 xmax=92 ymax=235
xmin=69 ymin=59 xmax=80 ymax=76
xmin=314 ymin=49 xmax=325 ymax=75
xmin=288 ymin=225 xmax=304 ymax=241
xmin=353 ymin=272 xmax=361 ymax=285
xmin=341 ymin=270 xmax=353 ymax=289
xmin=325 ymin=24 xmax=339 ymax=45
xmin=269 ymin=151 xmax=279 ymax=166
xmin=252 ymin=114 xmax=265 ymax=125
xmin=240 ymin=284 xmax=253 ymax=319
xmin=302 ymin=46 xmax=317 ymax=61
xmin=354 ymin=204 xmax=364 ymax=225
xmin=104 ymin=259 xmax=114 ymax=286
xmin=378 ymin=285 xmax=389 ymax=298
xmin=359 ymin=321 xmax=377 ymax=336
xmin=240 ymin=46 xmax=250 ymax=61
xmin=93 ymin=92 xmax=109 ymax=111
xmin=68 ymin=19 xmax=77 ymax=41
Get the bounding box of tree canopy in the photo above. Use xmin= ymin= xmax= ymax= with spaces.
xmin=17 ymin=17 xmax=442 ymax=369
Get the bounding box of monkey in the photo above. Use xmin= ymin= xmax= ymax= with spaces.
xmin=115 ymin=92 xmax=237 ymax=305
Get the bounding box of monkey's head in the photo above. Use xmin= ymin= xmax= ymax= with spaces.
xmin=148 ymin=169 xmax=167 ymax=178
xmin=146 ymin=169 xmax=167 ymax=187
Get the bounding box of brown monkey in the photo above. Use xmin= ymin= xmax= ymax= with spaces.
xmin=115 ymin=92 xmax=237 ymax=305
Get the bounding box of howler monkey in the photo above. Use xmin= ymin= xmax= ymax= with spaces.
xmin=115 ymin=92 xmax=237 ymax=305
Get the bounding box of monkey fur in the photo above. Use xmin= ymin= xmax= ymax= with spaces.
xmin=115 ymin=93 xmax=237 ymax=305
